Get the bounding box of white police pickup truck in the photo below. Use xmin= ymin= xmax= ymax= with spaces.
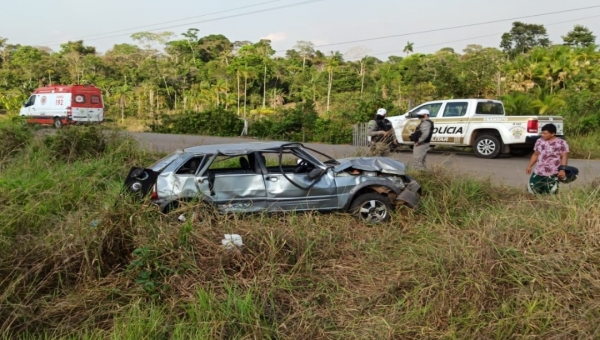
xmin=386 ymin=99 xmax=565 ymax=159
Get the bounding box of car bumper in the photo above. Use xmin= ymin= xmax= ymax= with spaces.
xmin=525 ymin=135 xmax=565 ymax=144
xmin=395 ymin=180 xmax=421 ymax=208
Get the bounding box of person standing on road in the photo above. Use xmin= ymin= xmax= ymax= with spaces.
xmin=367 ymin=108 xmax=397 ymax=156
xmin=411 ymin=109 xmax=434 ymax=171
xmin=526 ymin=123 xmax=570 ymax=195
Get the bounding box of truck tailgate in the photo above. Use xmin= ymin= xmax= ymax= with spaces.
xmin=537 ymin=116 xmax=564 ymax=135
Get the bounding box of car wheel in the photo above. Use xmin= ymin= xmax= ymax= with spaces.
xmin=474 ymin=135 xmax=501 ymax=159
xmin=350 ymin=193 xmax=393 ymax=223
xmin=509 ymin=147 xmax=533 ymax=157
xmin=53 ymin=117 xmax=63 ymax=129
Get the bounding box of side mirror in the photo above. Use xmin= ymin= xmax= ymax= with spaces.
xmin=307 ymin=168 xmax=325 ymax=180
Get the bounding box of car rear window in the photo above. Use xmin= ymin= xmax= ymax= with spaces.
xmin=149 ymin=153 xmax=180 ymax=171
xmin=476 ymin=102 xmax=504 ymax=115
xmin=91 ymin=95 xmax=101 ymax=104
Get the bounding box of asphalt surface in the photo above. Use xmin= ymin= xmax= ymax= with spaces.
xmin=129 ymin=132 xmax=600 ymax=190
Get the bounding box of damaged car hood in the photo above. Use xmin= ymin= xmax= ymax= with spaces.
xmin=333 ymin=157 xmax=407 ymax=175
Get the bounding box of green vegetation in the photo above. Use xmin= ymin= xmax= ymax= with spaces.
xmin=1 ymin=22 xmax=599 ymax=151
xmin=1 ymin=120 xmax=599 ymax=339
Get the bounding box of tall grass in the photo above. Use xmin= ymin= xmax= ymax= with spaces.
xmin=1 ymin=121 xmax=599 ymax=339
xmin=566 ymin=133 xmax=600 ymax=159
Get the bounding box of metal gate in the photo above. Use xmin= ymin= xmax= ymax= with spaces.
xmin=352 ymin=123 xmax=370 ymax=147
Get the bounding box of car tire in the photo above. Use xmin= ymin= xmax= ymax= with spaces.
xmin=53 ymin=117 xmax=63 ymax=129
xmin=509 ymin=147 xmax=533 ymax=157
xmin=474 ymin=134 xmax=501 ymax=159
xmin=350 ymin=193 xmax=393 ymax=223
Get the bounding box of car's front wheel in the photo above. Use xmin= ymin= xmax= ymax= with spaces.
xmin=350 ymin=193 xmax=393 ymax=223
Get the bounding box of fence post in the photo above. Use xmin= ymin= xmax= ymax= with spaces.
xmin=352 ymin=123 xmax=369 ymax=147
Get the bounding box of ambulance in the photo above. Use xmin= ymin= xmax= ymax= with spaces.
xmin=19 ymin=84 xmax=104 ymax=128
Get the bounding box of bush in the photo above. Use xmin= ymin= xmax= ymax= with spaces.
xmin=43 ymin=125 xmax=113 ymax=162
xmin=148 ymin=109 xmax=244 ymax=136
xmin=0 ymin=119 xmax=32 ymax=160
xmin=559 ymin=90 xmax=600 ymax=135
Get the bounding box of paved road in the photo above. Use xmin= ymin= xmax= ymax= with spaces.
xmin=129 ymin=132 xmax=600 ymax=190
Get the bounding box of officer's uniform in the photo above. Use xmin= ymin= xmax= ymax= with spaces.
xmin=411 ymin=109 xmax=434 ymax=170
xmin=367 ymin=108 xmax=397 ymax=155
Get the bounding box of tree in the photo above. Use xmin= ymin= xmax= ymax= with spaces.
xmin=58 ymin=40 xmax=96 ymax=56
xmin=403 ymin=41 xmax=414 ymax=56
xmin=130 ymin=31 xmax=174 ymax=52
xmin=562 ymin=25 xmax=596 ymax=48
xmin=196 ymin=34 xmax=233 ymax=63
xmin=500 ymin=22 xmax=551 ymax=57
xmin=0 ymin=37 xmax=8 ymax=68
xmin=345 ymin=46 xmax=370 ymax=98
xmin=294 ymin=40 xmax=315 ymax=71
xmin=181 ymin=28 xmax=200 ymax=64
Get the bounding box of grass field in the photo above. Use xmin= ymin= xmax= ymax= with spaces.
xmin=1 ymin=121 xmax=599 ymax=339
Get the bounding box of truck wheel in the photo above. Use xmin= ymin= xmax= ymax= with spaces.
xmin=350 ymin=193 xmax=393 ymax=223
xmin=474 ymin=135 xmax=501 ymax=159
xmin=53 ymin=117 xmax=63 ymax=129
xmin=509 ymin=147 xmax=533 ymax=157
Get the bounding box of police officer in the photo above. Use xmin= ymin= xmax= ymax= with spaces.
xmin=411 ymin=109 xmax=434 ymax=170
xmin=367 ymin=108 xmax=397 ymax=155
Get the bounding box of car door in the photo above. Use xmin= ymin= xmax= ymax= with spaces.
xmin=199 ymin=154 xmax=268 ymax=212
xmin=433 ymin=101 xmax=470 ymax=145
xmin=20 ymin=95 xmax=36 ymax=117
xmin=258 ymin=151 xmax=338 ymax=211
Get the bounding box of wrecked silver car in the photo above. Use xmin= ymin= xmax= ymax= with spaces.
xmin=123 ymin=142 xmax=421 ymax=223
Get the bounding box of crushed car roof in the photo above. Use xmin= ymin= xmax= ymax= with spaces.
xmin=182 ymin=141 xmax=303 ymax=155
xmin=334 ymin=157 xmax=407 ymax=175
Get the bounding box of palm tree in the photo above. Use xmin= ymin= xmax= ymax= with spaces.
xmin=113 ymin=84 xmax=132 ymax=124
xmin=531 ymin=87 xmax=565 ymax=115
xmin=501 ymin=92 xmax=535 ymax=115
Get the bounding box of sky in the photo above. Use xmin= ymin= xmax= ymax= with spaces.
xmin=1 ymin=0 xmax=599 ymax=60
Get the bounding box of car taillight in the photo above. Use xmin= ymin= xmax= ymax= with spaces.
xmin=527 ymin=119 xmax=538 ymax=133
xmin=67 ymin=106 xmax=72 ymax=117
xmin=151 ymin=183 xmax=158 ymax=200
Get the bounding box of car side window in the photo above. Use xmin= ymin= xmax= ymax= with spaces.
xmin=442 ymin=102 xmax=468 ymax=117
xmin=207 ymin=155 xmax=256 ymax=173
xmin=176 ymin=156 xmax=205 ymax=175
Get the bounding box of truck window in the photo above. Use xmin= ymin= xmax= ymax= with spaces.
xmin=74 ymin=94 xmax=86 ymax=104
xmin=411 ymin=103 xmax=442 ymax=118
xmin=90 ymin=95 xmax=101 ymax=104
xmin=476 ymin=102 xmax=504 ymax=115
xmin=442 ymin=102 xmax=468 ymax=117
xmin=24 ymin=95 xmax=36 ymax=107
